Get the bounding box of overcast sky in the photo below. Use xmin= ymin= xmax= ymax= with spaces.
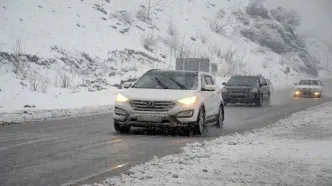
xmin=265 ymin=0 xmax=332 ymax=47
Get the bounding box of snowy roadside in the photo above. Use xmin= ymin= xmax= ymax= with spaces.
xmin=87 ymin=101 xmax=332 ymax=186
xmin=0 ymin=105 xmax=113 ymax=125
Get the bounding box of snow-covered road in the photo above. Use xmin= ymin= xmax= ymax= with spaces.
xmin=88 ymin=101 xmax=332 ymax=186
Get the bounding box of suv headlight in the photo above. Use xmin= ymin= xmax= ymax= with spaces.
xmin=250 ymin=88 xmax=258 ymax=93
xmin=115 ymin=93 xmax=129 ymax=103
xmin=177 ymin=96 xmax=198 ymax=106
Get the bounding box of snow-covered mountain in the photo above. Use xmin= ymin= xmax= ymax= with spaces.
xmin=0 ymin=0 xmax=331 ymax=111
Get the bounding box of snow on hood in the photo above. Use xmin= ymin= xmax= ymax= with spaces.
xmin=295 ymin=85 xmax=322 ymax=90
xmin=121 ymin=88 xmax=199 ymax=101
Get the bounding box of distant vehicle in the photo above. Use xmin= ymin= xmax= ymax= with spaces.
xmin=113 ymin=69 xmax=225 ymax=135
xmin=175 ymin=58 xmax=218 ymax=74
xmin=221 ymin=75 xmax=271 ymax=106
xmin=293 ymin=79 xmax=324 ymax=98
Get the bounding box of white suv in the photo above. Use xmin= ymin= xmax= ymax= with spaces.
xmin=113 ymin=69 xmax=225 ymax=135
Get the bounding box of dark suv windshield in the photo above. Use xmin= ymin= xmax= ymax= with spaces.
xmin=131 ymin=71 xmax=198 ymax=90
xmin=227 ymin=76 xmax=258 ymax=86
xmin=298 ymin=80 xmax=319 ymax=85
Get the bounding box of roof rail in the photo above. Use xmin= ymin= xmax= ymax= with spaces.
xmin=146 ymin=69 xmax=159 ymax=72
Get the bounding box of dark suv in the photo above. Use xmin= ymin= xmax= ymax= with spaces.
xmin=221 ymin=75 xmax=270 ymax=106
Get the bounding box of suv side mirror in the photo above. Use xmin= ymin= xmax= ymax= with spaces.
xmin=122 ymin=82 xmax=132 ymax=89
xmin=222 ymin=82 xmax=227 ymax=86
xmin=202 ymin=85 xmax=216 ymax=91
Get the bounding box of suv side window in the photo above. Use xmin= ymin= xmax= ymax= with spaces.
xmin=201 ymin=75 xmax=207 ymax=87
xmin=204 ymin=76 xmax=213 ymax=85
xmin=208 ymin=76 xmax=215 ymax=85
xmin=266 ymin=79 xmax=271 ymax=85
xmin=259 ymin=76 xmax=267 ymax=86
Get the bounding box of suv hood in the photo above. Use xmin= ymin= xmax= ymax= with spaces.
xmin=121 ymin=88 xmax=199 ymax=101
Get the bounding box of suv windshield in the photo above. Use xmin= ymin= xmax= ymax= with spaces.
xmin=227 ymin=76 xmax=258 ymax=86
xmin=131 ymin=71 xmax=198 ymax=90
xmin=298 ymin=80 xmax=320 ymax=85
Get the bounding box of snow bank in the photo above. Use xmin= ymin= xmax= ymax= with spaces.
xmin=87 ymin=101 xmax=332 ymax=186
xmin=0 ymin=105 xmax=113 ymax=125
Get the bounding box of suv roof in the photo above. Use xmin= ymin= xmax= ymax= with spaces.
xmin=231 ymin=75 xmax=261 ymax=78
xmin=147 ymin=69 xmax=213 ymax=76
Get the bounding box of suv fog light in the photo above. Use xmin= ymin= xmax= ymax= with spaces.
xmin=115 ymin=107 xmax=127 ymax=116
xmin=176 ymin=110 xmax=194 ymax=118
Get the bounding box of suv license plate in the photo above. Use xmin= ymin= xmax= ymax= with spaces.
xmin=137 ymin=116 xmax=162 ymax=122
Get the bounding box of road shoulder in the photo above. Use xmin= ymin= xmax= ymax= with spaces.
xmin=0 ymin=105 xmax=112 ymax=125
xmin=88 ymin=101 xmax=332 ymax=186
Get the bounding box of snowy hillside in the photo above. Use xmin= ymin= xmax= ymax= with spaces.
xmin=0 ymin=0 xmax=331 ymax=111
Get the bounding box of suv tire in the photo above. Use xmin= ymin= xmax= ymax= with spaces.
xmin=216 ymin=105 xmax=224 ymax=128
xmin=256 ymin=93 xmax=263 ymax=107
xmin=114 ymin=121 xmax=131 ymax=134
xmin=194 ymin=108 xmax=205 ymax=135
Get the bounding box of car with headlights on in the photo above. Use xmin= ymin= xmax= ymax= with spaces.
xmin=221 ymin=75 xmax=270 ymax=106
xmin=293 ymin=79 xmax=324 ymax=98
xmin=113 ymin=69 xmax=225 ymax=135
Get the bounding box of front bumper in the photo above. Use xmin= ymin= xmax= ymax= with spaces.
xmin=222 ymin=92 xmax=258 ymax=103
xmin=293 ymin=90 xmax=321 ymax=98
xmin=113 ymin=102 xmax=200 ymax=128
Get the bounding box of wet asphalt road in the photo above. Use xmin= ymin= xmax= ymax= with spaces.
xmin=0 ymin=79 xmax=331 ymax=186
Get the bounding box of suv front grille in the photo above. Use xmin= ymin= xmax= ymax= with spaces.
xmin=129 ymin=100 xmax=176 ymax=112
xmin=228 ymin=88 xmax=250 ymax=93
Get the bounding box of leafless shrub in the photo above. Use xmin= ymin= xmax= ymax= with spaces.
xmin=136 ymin=8 xmax=150 ymax=22
xmin=141 ymin=32 xmax=157 ymax=52
xmin=112 ymin=11 xmax=133 ymax=25
xmin=29 ymin=70 xmax=49 ymax=93
xmin=196 ymin=31 xmax=208 ymax=44
xmin=136 ymin=0 xmax=167 ymax=22
xmin=59 ymin=70 xmax=71 ymax=88
xmin=210 ymin=15 xmax=234 ymax=35
xmin=220 ymin=46 xmax=247 ymax=76
xmin=245 ymin=0 xmax=270 ymax=19
xmin=233 ymin=9 xmax=250 ymax=25
xmin=167 ymin=21 xmax=176 ymax=36
xmin=54 ymin=67 xmax=72 ymax=88
xmin=270 ymin=7 xmax=300 ymax=29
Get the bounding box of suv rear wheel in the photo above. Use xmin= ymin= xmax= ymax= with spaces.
xmin=114 ymin=122 xmax=131 ymax=134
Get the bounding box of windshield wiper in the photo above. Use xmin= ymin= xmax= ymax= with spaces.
xmin=169 ymin=78 xmax=187 ymax=90
xmin=155 ymin=77 xmax=169 ymax=89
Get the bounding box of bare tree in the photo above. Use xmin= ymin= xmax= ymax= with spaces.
xmin=137 ymin=0 xmax=168 ymax=22
xmin=13 ymin=36 xmax=23 ymax=54
xmin=210 ymin=15 xmax=234 ymax=35
xmin=12 ymin=36 xmax=24 ymax=74
xmin=29 ymin=70 xmax=41 ymax=92
xmin=28 ymin=70 xmax=49 ymax=93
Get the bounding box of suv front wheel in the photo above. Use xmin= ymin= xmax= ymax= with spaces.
xmin=114 ymin=121 xmax=131 ymax=134
xmin=216 ymin=105 xmax=224 ymax=128
xmin=256 ymin=93 xmax=263 ymax=107
xmin=194 ymin=108 xmax=205 ymax=135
